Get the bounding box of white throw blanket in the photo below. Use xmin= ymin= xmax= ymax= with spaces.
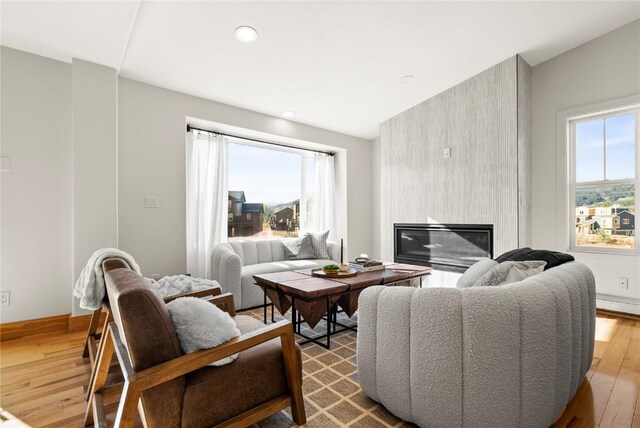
xmin=149 ymin=275 xmax=219 ymax=298
xmin=73 ymin=248 xmax=141 ymax=311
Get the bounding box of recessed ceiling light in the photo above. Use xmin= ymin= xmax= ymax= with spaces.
xmin=399 ymin=75 xmax=415 ymax=85
xmin=235 ymin=26 xmax=258 ymax=43
xmin=282 ymin=111 xmax=295 ymax=118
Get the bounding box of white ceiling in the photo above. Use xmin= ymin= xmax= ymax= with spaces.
xmin=2 ymin=1 xmax=639 ymax=139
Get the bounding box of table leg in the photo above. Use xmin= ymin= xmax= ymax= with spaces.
xmin=292 ymin=298 xmax=298 ymax=334
xmin=263 ymin=288 xmax=267 ymax=324
xmin=326 ymin=297 xmax=331 ymax=349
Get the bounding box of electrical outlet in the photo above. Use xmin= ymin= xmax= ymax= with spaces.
xmin=0 ymin=291 xmax=10 ymax=306
xmin=618 ymin=277 xmax=629 ymax=290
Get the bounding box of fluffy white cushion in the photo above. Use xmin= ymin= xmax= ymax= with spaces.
xmin=456 ymin=258 xmax=499 ymax=288
xmin=166 ymin=297 xmax=241 ymax=366
xmin=475 ymin=261 xmax=547 ymax=287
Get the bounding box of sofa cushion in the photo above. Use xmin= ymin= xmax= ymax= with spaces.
xmin=308 ymin=230 xmax=330 ymax=259
xmin=167 ymin=297 xmax=241 ymax=366
xmin=475 ymin=261 xmax=547 ymax=287
xmin=181 ymin=315 xmax=301 ymax=428
xmin=495 ymin=248 xmax=574 ymax=270
xmin=283 ymin=234 xmax=316 ymax=260
xmin=228 ymin=239 xmax=289 ymax=266
xmin=456 ymin=258 xmax=498 ymax=288
xmin=240 ymin=259 xmax=335 ymax=309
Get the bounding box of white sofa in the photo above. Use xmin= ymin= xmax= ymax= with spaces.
xmin=357 ymin=261 xmax=596 ymax=427
xmin=212 ymin=238 xmax=342 ymax=310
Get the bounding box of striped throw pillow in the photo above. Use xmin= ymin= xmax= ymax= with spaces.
xmin=308 ymin=230 xmax=330 ymax=259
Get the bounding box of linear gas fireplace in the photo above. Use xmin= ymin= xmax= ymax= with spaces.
xmin=394 ymin=223 xmax=493 ymax=272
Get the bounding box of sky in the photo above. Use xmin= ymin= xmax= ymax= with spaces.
xmin=227 ymin=141 xmax=315 ymax=205
xmin=576 ymin=112 xmax=636 ymax=182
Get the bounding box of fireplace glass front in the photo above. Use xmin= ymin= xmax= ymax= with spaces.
xmin=394 ymin=223 xmax=493 ymax=272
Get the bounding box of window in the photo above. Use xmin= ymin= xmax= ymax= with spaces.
xmin=569 ymin=105 xmax=639 ymax=250
xmin=227 ymin=138 xmax=318 ymax=240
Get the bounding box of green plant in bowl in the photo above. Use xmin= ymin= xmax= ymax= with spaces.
xmin=322 ymin=264 xmax=340 ymax=274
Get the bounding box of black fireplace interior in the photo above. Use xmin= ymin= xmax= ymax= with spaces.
xmin=394 ymin=223 xmax=493 ymax=273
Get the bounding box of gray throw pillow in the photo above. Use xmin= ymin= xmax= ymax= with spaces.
xmin=475 ymin=261 xmax=547 ymax=287
xmin=283 ymin=234 xmax=316 ymax=260
xmin=308 ymin=230 xmax=330 ymax=259
xmin=457 ymin=258 xmax=499 ymax=288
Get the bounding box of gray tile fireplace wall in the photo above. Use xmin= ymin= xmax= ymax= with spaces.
xmin=378 ymin=55 xmax=531 ymax=261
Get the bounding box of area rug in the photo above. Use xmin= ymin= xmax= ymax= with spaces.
xmin=242 ymin=308 xmax=415 ymax=428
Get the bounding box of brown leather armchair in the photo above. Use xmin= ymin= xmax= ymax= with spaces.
xmin=85 ymin=259 xmax=305 ymax=428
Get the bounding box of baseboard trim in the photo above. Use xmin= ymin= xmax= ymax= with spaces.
xmin=0 ymin=311 xmax=105 ymax=342
xmin=597 ymin=297 xmax=640 ymax=316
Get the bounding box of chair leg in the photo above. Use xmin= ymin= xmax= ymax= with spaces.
xmin=85 ymin=326 xmax=115 ymax=427
xmin=82 ymin=308 xmax=103 ymax=358
xmin=280 ymin=326 xmax=306 ymax=426
xmin=86 ymin=310 xmax=114 ymax=401
xmin=114 ymin=381 xmax=141 ymax=428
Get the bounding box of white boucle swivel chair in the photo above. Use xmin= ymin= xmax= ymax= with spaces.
xmin=212 ymin=238 xmax=342 ymax=310
xmin=356 ymin=261 xmax=596 ymax=428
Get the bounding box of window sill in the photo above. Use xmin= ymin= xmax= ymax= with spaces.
xmin=568 ymin=247 xmax=639 ymax=257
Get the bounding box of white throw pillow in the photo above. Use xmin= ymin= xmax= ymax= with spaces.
xmin=457 ymin=258 xmax=499 ymax=288
xmin=475 ymin=261 xmax=547 ymax=287
xmin=166 ymin=297 xmax=241 ymax=366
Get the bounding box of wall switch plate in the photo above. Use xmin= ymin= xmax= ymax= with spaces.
xmin=618 ymin=277 xmax=629 ymax=290
xmin=145 ymin=196 xmax=159 ymax=208
xmin=442 ymin=147 xmax=451 ymax=159
xmin=0 ymin=291 xmax=10 ymax=306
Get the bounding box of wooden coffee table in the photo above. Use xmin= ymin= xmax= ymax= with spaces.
xmin=253 ymin=263 xmax=431 ymax=348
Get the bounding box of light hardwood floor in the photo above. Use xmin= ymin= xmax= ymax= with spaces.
xmin=0 ymin=311 xmax=638 ymax=427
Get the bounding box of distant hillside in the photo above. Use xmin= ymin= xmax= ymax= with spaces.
xmin=268 ymin=199 xmax=300 ymax=212
xmin=576 ymin=183 xmax=635 ymax=207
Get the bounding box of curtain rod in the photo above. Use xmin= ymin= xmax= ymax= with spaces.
xmin=186 ymin=125 xmax=335 ymax=157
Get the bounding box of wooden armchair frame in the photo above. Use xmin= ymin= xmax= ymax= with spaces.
xmin=84 ymin=293 xmax=305 ymax=428
xmin=83 ymin=286 xmax=222 ymax=401
xmin=82 ymin=287 xmax=221 ymax=365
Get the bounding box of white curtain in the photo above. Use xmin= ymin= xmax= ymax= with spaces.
xmin=186 ymin=131 xmax=228 ymax=279
xmin=310 ymin=153 xmax=336 ymax=240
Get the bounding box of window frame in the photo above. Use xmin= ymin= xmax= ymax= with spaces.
xmin=226 ymin=136 xmax=316 ymax=240
xmin=567 ymin=103 xmax=639 ymax=254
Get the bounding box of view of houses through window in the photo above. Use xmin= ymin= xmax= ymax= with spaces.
xmin=571 ymin=107 xmax=638 ymax=250
xmin=227 ymin=139 xmax=315 ymax=239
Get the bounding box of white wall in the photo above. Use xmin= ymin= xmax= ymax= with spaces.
xmin=0 ymin=47 xmax=372 ymax=322
xmin=0 ymin=47 xmax=72 ymax=323
xmin=117 ymin=78 xmax=372 ymax=276
xmin=531 ymin=20 xmax=640 ymax=312
xmin=71 ymin=59 xmax=118 ymax=316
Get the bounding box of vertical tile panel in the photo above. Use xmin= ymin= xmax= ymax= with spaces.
xmin=518 ymin=55 xmax=533 ymax=247
xmin=380 ymin=56 xmax=523 ymax=258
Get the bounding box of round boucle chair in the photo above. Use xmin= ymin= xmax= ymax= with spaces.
xmin=356 ymin=261 xmax=595 ymax=428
